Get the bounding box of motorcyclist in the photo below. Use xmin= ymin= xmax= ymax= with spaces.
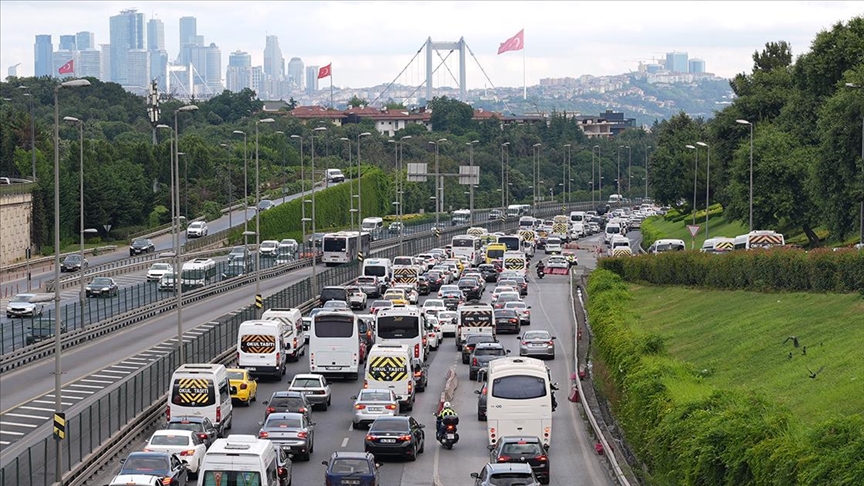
xmin=436 ymin=402 xmax=458 ymax=440
xmin=550 ymin=382 xmax=559 ymax=411
xmin=535 ymin=260 xmax=545 ymax=276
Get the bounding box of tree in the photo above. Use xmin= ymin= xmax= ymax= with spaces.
xmin=428 ymin=96 xmax=475 ymax=135
xmin=347 ymin=95 xmax=367 ymax=108
xmin=752 ymin=41 xmax=793 ymax=72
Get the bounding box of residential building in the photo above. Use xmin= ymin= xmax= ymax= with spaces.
xmin=147 ymin=19 xmax=165 ymax=51
xmin=305 ymin=66 xmax=319 ymax=95
xmin=226 ymin=50 xmax=252 ymax=92
xmin=76 ymin=31 xmax=95 ymax=50
xmin=109 ymin=8 xmax=145 ymax=84
xmin=688 ymin=58 xmax=705 ymax=74
xmin=251 ymin=66 xmax=264 ymax=95
xmin=665 ymin=51 xmax=689 ymax=73
xmin=8 ymin=63 xmax=22 ymax=78
xmin=287 ymin=57 xmax=304 ymax=90
xmin=59 ymin=35 xmax=76 ymax=52
xmin=78 ymin=49 xmax=102 ymax=79
xmin=34 ymin=35 xmax=53 ymax=77
xmin=263 ymin=35 xmax=284 ymax=80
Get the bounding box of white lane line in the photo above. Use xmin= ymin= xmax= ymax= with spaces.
xmin=0 ymin=421 xmax=38 ymax=428
xmin=137 ymin=353 xmax=163 ymax=357
xmin=68 ymin=383 xmax=104 ymax=389
xmin=111 ymin=365 xmax=140 ymax=370
xmin=123 ymin=358 xmax=150 ymax=363
xmin=341 ymin=437 xmax=349 ymax=447
xmin=185 ymin=330 xmax=205 ymax=334
xmin=347 ymin=423 xmax=353 ymax=431
xmin=44 ymin=395 xmax=83 ymax=400
xmin=20 ymin=406 xmax=54 ymax=412
xmin=4 ymin=413 xmax=49 ymax=420
xmin=0 ymin=430 xmax=24 ymax=436
xmin=33 ymin=400 xmax=72 ymax=406
xmin=101 ymin=369 xmax=131 ymax=375
xmin=90 ymin=374 xmax=119 ymax=379
xmin=81 ymin=379 xmax=113 ymax=384
xmin=0 ymin=441 xmax=10 ymax=445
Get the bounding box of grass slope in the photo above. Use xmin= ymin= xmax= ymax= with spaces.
xmin=648 ymin=213 xmax=748 ymax=249
xmin=628 ymin=284 xmax=864 ymax=428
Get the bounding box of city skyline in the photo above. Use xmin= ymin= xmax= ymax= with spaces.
xmin=1 ymin=1 xmax=861 ymax=90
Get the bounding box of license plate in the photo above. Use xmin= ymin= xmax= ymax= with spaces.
xmin=325 ymin=366 xmax=341 ymax=370
xmin=530 ymin=343 xmax=544 ymax=347
xmin=446 ymin=433 xmax=455 ymax=439
xmin=380 ymin=438 xmax=396 ymax=443
xmin=246 ymin=367 xmax=257 ymax=371
xmin=369 ymin=407 xmax=382 ymax=412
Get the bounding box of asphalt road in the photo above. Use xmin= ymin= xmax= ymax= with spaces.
xmin=88 ymin=235 xmax=619 ymax=486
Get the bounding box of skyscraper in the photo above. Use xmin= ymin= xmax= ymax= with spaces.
xmin=287 ymin=57 xmax=304 ymax=90
xmin=8 ymin=63 xmax=22 ymax=78
xmin=78 ymin=49 xmax=102 ymax=79
xmin=688 ymin=58 xmax=706 ymax=74
xmin=53 ymin=50 xmax=77 ymax=77
xmin=76 ymin=31 xmax=95 ymax=50
xmin=150 ymin=50 xmax=169 ymax=90
xmin=227 ymin=50 xmax=253 ymax=92
xmin=126 ymin=49 xmax=150 ymax=93
xmin=306 ymin=66 xmax=319 ymax=95
xmin=263 ymin=35 xmax=284 ymax=80
xmin=34 ymin=35 xmax=53 ymax=77
xmin=665 ymin=51 xmax=689 ymax=73
xmin=188 ymin=43 xmax=222 ymax=95
xmin=59 ymin=35 xmax=77 ymax=51
xmin=147 ymin=19 xmax=165 ymax=51
xmin=100 ymin=43 xmax=111 ymax=81
xmin=178 ymin=16 xmax=197 ymax=65
xmin=109 ymin=9 xmax=145 ymax=84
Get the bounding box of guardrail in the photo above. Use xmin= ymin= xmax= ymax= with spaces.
xmin=1 ymin=246 xmax=119 ymax=277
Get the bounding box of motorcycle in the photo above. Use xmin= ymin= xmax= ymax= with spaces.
xmin=435 ymin=414 xmax=460 ymax=449
xmin=536 ymin=266 xmax=545 ymax=279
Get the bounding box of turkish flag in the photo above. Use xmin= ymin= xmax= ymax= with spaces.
xmin=58 ymin=59 xmax=74 ymax=74
xmin=318 ymin=64 xmax=331 ymax=79
xmin=497 ymin=29 xmax=524 ymax=55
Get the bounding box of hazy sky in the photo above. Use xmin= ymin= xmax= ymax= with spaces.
xmin=1 ymin=1 xmax=861 ymax=89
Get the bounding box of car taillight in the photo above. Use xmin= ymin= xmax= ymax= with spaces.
xmin=266 ymin=407 xmax=275 ymax=415
xmin=472 ymin=357 xmax=478 ymax=366
xmin=216 ymin=406 xmax=221 ymax=424
xmin=297 ymin=431 xmax=308 ymax=439
xmin=197 ymin=433 xmax=208 ymax=440
xmin=162 ymin=478 xmax=172 ymax=486
xmin=298 ymin=407 xmax=307 ymax=413
xmin=165 ymin=406 xmax=170 ymax=420
xmin=521 ymin=341 xmax=528 ymax=345
xmin=385 ymin=404 xmax=397 ymax=410
xmin=498 ymin=455 xmax=511 ymax=461
xmin=259 ymin=431 xmax=269 ymax=438
xmin=179 ymin=449 xmax=196 ymax=456
xmin=414 ymin=343 xmax=420 ymax=358
xmin=422 ymin=336 xmax=427 ymax=346
xmin=414 ymin=371 xmax=422 ymax=378
xmin=240 ymin=383 xmax=248 ymax=390
xmin=236 ymin=352 xmax=240 ymax=363
xmin=547 ymin=340 xmax=555 ymax=345
xmin=398 ymin=434 xmax=412 ymax=441
xmin=143 ymin=448 xmax=152 ymax=452
xmin=538 ymin=455 xmax=548 ymax=461
xmin=355 ymin=404 xmax=367 ymax=410
xmin=365 ymin=434 xmax=375 ymax=441
xmin=408 ymin=381 xmax=413 ymax=393
xmin=276 ymin=352 xmax=280 ymax=364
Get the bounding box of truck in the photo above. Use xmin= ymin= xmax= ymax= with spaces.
xmin=551 ymin=215 xmax=570 ymax=242
xmin=392 ymin=265 xmax=420 ymax=289
xmin=451 ymin=209 xmax=471 ymax=226
xmin=457 ymin=302 xmax=495 ymax=349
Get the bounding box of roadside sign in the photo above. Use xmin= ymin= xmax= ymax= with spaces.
xmin=687 ymin=225 xmax=700 ymax=237
xmin=103 ymin=224 xmax=112 ymax=234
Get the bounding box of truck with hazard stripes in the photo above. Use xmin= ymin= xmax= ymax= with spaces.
xmin=392 ymin=265 xmax=421 ymax=290
xmin=168 ymin=364 xmax=233 ymax=438
xmin=236 ymin=320 xmax=288 ymax=378
xmin=457 ymin=302 xmax=495 ymax=349
xmin=518 ymin=229 xmax=536 ymax=258
xmin=364 ymin=343 xmax=416 ymax=411
xmin=732 ymin=230 xmax=785 ymax=250
xmin=551 ymin=215 xmax=570 ymax=242
xmin=503 ymin=250 xmax=528 ymax=277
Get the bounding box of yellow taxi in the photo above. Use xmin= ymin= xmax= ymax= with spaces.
xmin=383 ymin=288 xmax=407 ymax=302
xmin=227 ymin=368 xmax=258 ymax=405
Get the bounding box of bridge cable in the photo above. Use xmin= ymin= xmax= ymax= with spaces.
xmin=435 ymin=47 xmax=462 ymax=88
xmin=464 ymin=42 xmax=513 ymax=115
xmin=368 ymin=42 xmax=426 ymax=107
xmin=401 ymin=49 xmax=455 ymax=105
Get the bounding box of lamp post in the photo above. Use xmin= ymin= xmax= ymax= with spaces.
xmin=616 ymin=145 xmax=624 ymax=197
xmin=220 ymin=143 xmax=234 ymax=229
xmin=254 ymin=118 xmax=275 ymax=317
xmin=356 ymin=132 xmax=371 ymax=237
xmin=232 ymin=130 xmax=249 ymax=244
xmin=685 ymin=144 xmax=699 ymax=227
xmin=397 ymin=135 xmax=411 ymax=253
xmin=173 ymin=105 xmax=198 ymax=364
xmin=592 ymin=145 xmax=600 ymax=208
xmin=52 ymin=76 xmax=90 ymax=483
xmin=310 ymin=127 xmax=327 ymax=292
xmin=63 ymin=115 xmax=89 ymax=309
xmin=532 ymin=143 xmax=541 ymax=210
xmin=625 ymin=145 xmax=632 ymax=199
xmin=429 ymin=138 xmax=447 ymax=229
xmin=20 ymin=88 xmax=34 ymax=289
xmin=290 ymin=134 xmax=306 ymax=251
xmin=500 ymin=142 xmax=510 ymax=211
xmin=275 ymin=131 xmax=288 ymax=203
xmin=340 ymin=137 xmax=355 ymax=228
xmin=467 ymin=140 xmax=479 ymax=224
xmin=563 ymin=144 xmax=571 ymax=208
xmin=697 ymin=142 xmax=710 ymax=238
xmin=645 ymin=145 xmax=652 ymax=200
xmin=736 ymin=119 xmax=754 ymax=231
xmin=844 ymin=83 xmax=863 ymax=250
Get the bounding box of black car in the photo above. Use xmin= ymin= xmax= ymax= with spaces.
xmin=478 ymin=264 xmax=499 ymax=283
xmin=440 ymin=290 xmax=464 ymax=311
xmin=164 ymin=416 xmax=219 ymax=449
xmin=320 ymin=286 xmax=348 ymax=306
xmin=512 ymin=275 xmax=529 ymax=296
xmin=364 ymin=416 xmax=425 ymax=461
xmin=461 ymin=335 xmax=497 ymax=364
xmin=417 ymin=275 xmax=431 ymax=296
xmin=425 ymin=271 xmax=445 ymax=291
xmin=357 ymin=315 xmax=376 ymax=349
xmin=494 ymin=309 xmax=521 ymax=334
xmin=129 ymin=238 xmax=155 ymax=256
xmin=489 ymin=436 xmax=551 ymax=484
xmin=457 ymin=277 xmax=483 ymax=301
xmin=25 ymin=318 xmax=66 ymax=345
xmin=117 ymin=451 xmax=188 ymax=486
xmin=412 ymin=358 xmax=428 ymax=392
xmin=264 ymin=390 xmax=312 ymax=422
xmin=60 ymin=254 xmax=88 ymax=272
xmin=85 ymin=277 xmax=119 ymax=298
xmin=221 ymin=259 xmax=251 ymax=279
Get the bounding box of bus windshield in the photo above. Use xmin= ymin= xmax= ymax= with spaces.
xmin=491 ymin=375 xmax=547 ymax=400
xmin=324 ymin=238 xmax=346 ymax=252
xmin=314 ymin=316 xmax=354 ymax=338
xmin=452 ymin=238 xmax=475 ymax=248
xmin=376 ymin=315 xmax=420 ymax=339
xmin=498 ymin=237 xmax=520 ymax=251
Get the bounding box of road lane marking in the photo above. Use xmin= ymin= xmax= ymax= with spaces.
xmin=68 ymin=383 xmax=103 ymax=389
xmin=20 ymin=406 xmax=54 ymax=412
xmin=123 ymin=358 xmax=150 ymax=363
xmin=4 ymin=413 xmax=49 ymax=419
xmin=81 ymin=379 xmax=113 ymax=384
xmin=111 ymin=365 xmax=139 ymax=370
xmin=341 ymin=437 xmax=349 ymax=447
xmin=33 ymin=400 xmax=72 ymax=406
xmin=0 ymin=421 xmax=38 ymax=428
xmin=0 ymin=430 xmax=24 ymax=436
xmin=100 ymin=369 xmax=130 ymax=375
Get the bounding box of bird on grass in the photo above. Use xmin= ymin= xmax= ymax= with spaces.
xmin=783 ymin=336 xmax=800 ymax=348
xmin=787 ymin=352 xmax=793 ymax=360
xmin=802 ymin=346 xmax=807 ymax=355
xmin=807 ymin=366 xmax=825 ymax=379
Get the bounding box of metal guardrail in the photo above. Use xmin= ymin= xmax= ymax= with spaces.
xmin=2 ymin=246 xmax=118 ymax=276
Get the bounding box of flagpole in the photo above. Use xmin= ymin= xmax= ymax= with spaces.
xmin=523 ymin=33 xmax=527 ymax=100
xmin=330 ymin=74 xmax=334 ymax=109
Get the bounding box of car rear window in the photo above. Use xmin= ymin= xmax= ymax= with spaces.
xmin=501 ymin=442 xmax=543 ymax=456
xmin=272 ymin=397 xmax=304 ymax=409
xmin=150 ymin=434 xmax=190 ymax=446
xmin=370 ymin=418 xmax=409 ymax=432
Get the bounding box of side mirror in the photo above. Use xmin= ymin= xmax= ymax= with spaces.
xmin=543 ymin=443 xmax=550 ymax=451
xmin=474 ymin=390 xmax=481 ymax=395
xmin=230 ymin=386 xmax=238 ymax=395
xmin=262 ymin=400 xmax=269 ymax=406
xmin=257 ymin=421 xmax=264 ymax=426
xmin=471 ymin=473 xmax=480 ymax=479
xmin=350 ymin=395 xmax=357 ymax=400
xmin=487 ymin=444 xmax=495 ymax=451
xmin=375 ymin=462 xmax=383 ymax=468
xmin=551 ymin=336 xmax=557 ymax=340
xmin=321 ymin=460 xmax=329 ymax=466
xmin=527 ymin=305 xmax=532 ymax=309
xmin=506 ymin=349 xmax=511 ymax=354
xmin=419 ymin=424 xmax=426 ymax=428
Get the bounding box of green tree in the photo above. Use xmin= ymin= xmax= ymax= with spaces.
xmin=428 ymin=96 xmax=475 ymax=135
xmin=347 ymin=95 xmax=367 ymax=108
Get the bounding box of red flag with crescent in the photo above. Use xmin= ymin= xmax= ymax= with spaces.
xmin=497 ymin=29 xmax=524 ymax=55
xmin=318 ymin=64 xmax=332 ymax=79
xmin=58 ymin=59 xmax=74 ymax=74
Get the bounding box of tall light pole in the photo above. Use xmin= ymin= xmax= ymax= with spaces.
xmin=625 ymin=145 xmax=632 ymax=199
xmin=397 ymin=135 xmax=411 ymax=252
xmin=254 ymin=118 xmax=275 ymax=317
xmin=429 ymin=138 xmax=447 ymax=229
xmin=592 ymin=145 xmax=600 ymax=208
xmin=220 ymin=143 xmax=234 ymax=229
xmin=290 ymin=134 xmax=306 ymax=252
xmin=845 ymin=83 xmax=863 ymax=250
xmin=685 ymin=144 xmax=699 ymax=227
xmin=174 ymin=105 xmax=198 ymax=364
xmin=63 ymin=116 xmax=93 ymax=309
xmin=18 ymin=85 xmax=37 ymax=180
xmin=563 ymin=144 xmax=571 ymax=208
xmin=617 ymin=145 xmax=624 ymax=197
xmin=736 ymin=119 xmax=754 ymax=231
xmin=356 ymin=132 xmax=371 ymax=237
xmin=645 ymin=145 xmax=652 ymax=200
xmin=467 ymin=140 xmax=479 ymax=224
xmin=156 ymin=124 xmax=175 ymax=249
xmin=310 ymin=126 xmax=327 ymax=292
xmin=232 ymin=130 xmax=249 ymax=244
xmin=275 ymin=131 xmax=288 ymax=203
xmin=500 ymin=142 xmax=510 ymax=210
xmin=340 ymin=137 xmax=355 ymax=228
xmin=52 ymin=76 xmax=90 ymax=483
xmin=697 ymin=141 xmax=710 ymax=238
xmin=532 ymin=143 xmax=541 ymax=210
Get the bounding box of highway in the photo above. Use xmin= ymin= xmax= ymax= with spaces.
xmin=86 ymin=232 xmax=625 ymax=486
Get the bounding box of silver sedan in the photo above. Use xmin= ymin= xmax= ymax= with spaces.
xmin=351 ymin=388 xmax=399 ymax=429
xmin=519 ymin=330 xmax=556 ymax=359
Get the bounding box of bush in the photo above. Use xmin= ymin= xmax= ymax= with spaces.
xmin=640 ymin=216 xmax=664 ymax=251
xmin=201 ymin=201 xmax=222 ymax=222
xmin=149 ymin=205 xmax=169 ymax=227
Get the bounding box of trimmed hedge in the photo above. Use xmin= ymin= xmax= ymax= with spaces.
xmin=639 ymin=217 xmax=665 ymax=251
xmin=599 ymin=247 xmax=864 ymax=293
xmin=587 ymin=270 xmax=864 ymax=485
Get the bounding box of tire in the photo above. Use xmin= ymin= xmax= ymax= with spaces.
xmin=418 ymin=437 xmax=425 ymax=454
xmin=319 ymin=402 xmax=328 ymax=412
xmin=408 ymin=444 xmax=418 ymax=461
xmin=469 ymin=371 xmax=476 ymax=381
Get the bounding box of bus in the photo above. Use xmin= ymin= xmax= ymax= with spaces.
xmin=309 ymin=311 xmax=361 ymax=380
xmin=451 ymin=209 xmax=471 ymax=226
xmin=322 ymin=231 xmax=372 ymax=266
xmin=486 ymin=357 xmax=553 ymax=449
xmin=181 ymin=258 xmax=217 ymax=289
xmin=451 ymin=235 xmax=482 ymax=267
xmin=733 ymin=230 xmax=785 ymax=250
xmin=497 ymin=234 xmax=523 ymax=252
xmin=375 ymin=306 xmax=428 ymax=363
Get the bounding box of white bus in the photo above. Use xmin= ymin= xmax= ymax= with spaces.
xmin=486 ymin=357 xmax=553 ymax=449
xmin=181 ymin=258 xmax=217 ymax=289
xmin=322 ymin=231 xmax=372 ymax=266
xmin=497 ymin=234 xmax=523 ymax=253
xmin=451 ymin=209 xmax=471 ymax=226
xmin=375 ymin=306 xmax=427 ymax=364
xmin=309 ymin=311 xmax=361 ymax=380
xmin=451 ymin=235 xmax=482 ymax=267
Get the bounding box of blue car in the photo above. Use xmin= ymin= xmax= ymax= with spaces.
xmin=322 ymin=451 xmax=381 ymax=486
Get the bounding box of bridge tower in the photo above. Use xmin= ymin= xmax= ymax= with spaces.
xmin=425 ymin=37 xmax=467 ymax=101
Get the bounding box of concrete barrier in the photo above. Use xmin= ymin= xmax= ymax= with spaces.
xmin=436 ymin=364 xmax=459 ymax=414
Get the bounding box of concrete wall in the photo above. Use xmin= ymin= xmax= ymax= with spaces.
xmin=0 ymin=191 xmax=32 ymax=267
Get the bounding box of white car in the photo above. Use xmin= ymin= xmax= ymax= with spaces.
xmin=146 ymin=263 xmax=174 ymax=282
xmin=545 ymin=237 xmax=563 ymax=254
xmin=6 ymin=293 xmax=44 ymax=318
xmin=346 ymin=286 xmax=368 ymax=310
xmin=422 ymin=299 xmax=447 ymax=316
xmin=143 ymin=429 xmax=206 ymax=475
xmin=288 ymin=373 xmax=332 ymax=411
xmin=186 ymin=221 xmax=208 ymax=238
xmin=437 ymin=284 xmax=460 ymax=298
xmin=259 ymin=240 xmax=280 ymax=258
xmin=393 ymin=284 xmax=419 ymax=304
xmin=437 ymin=311 xmax=458 ymax=336
xmin=106 ymin=475 xmax=165 ymax=486
xmin=426 ymin=316 xmax=442 ymax=350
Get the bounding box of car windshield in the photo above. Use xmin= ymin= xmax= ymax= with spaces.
xmin=227 ymin=371 xmax=245 ymax=380
xmin=505 ymin=302 xmax=526 ymax=309
xmin=121 ymin=455 xmax=169 ymax=474
xmin=265 ymin=416 xmax=303 ymax=428
xmin=331 ymin=458 xmax=372 ymax=475
xmin=292 ymin=378 xmax=322 ymax=388
xmin=150 ymin=434 xmax=190 ymax=446
xmin=166 ymin=422 xmax=201 ymax=433
xmin=91 ymin=278 xmax=112 ymax=286
xmin=424 ymin=300 xmax=445 ymax=308
xmin=271 ymin=397 xmax=305 ymax=409
xmin=189 ymin=222 xmax=204 ymax=228
xmin=501 ymin=442 xmax=543 ymax=456
xmin=523 ymin=331 xmax=550 ymax=340
xmin=360 ymin=391 xmax=393 ymax=402
xmin=151 ymin=264 xmax=171 ymax=270
xmin=133 ymin=239 xmax=148 ymax=246
xmin=474 ymin=346 xmax=505 ymax=356
xmin=489 ymin=472 xmax=536 ymax=485
xmin=495 ymin=310 xmax=518 ymax=318
xmin=11 ymin=295 xmax=32 ymax=303
xmin=64 ymin=255 xmax=81 ymax=263
xmin=371 ymin=301 xmax=392 ymax=308
xmin=370 ymin=418 xmax=409 ymax=432
xmin=230 ymin=247 xmax=245 ymax=256
xmin=498 ymin=293 xmax=519 ymax=301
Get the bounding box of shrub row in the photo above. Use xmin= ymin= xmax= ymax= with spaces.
xmin=599 ymin=247 xmax=864 ymax=293
xmin=586 ymin=270 xmax=864 ymax=485
xmin=639 ymin=217 xmax=664 ymax=251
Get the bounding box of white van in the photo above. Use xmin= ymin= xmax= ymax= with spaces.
xmin=365 ymin=343 xmax=416 ymax=412
xmin=569 ymin=211 xmax=586 ymax=224
xmin=604 ymin=223 xmax=622 ymax=245
xmin=608 ymin=194 xmax=624 ymax=204
xmin=197 ymin=435 xmax=290 ymax=486
xmin=361 ymin=217 xmax=384 ymax=240
xmin=700 ymin=237 xmax=734 ymax=254
xmin=362 ymin=258 xmax=392 ymax=282
xmin=169 ymin=364 xmax=233 ymax=438
xmin=609 ymin=235 xmax=633 ymax=256
xmin=237 ymin=320 xmax=288 ymax=378
xmin=261 ymin=308 xmax=305 ymax=361
xmin=325 ymin=168 xmax=345 ymax=183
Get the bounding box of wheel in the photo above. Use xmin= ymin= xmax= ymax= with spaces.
xmin=251 ymin=390 xmax=257 ymax=402
xmin=327 ymin=397 xmax=331 ymax=406
xmin=418 ymin=437 xmax=425 ymax=454
xmin=301 ymin=452 xmax=311 ymax=462
xmin=469 ymin=371 xmax=476 ymax=381
xmin=408 ymin=444 xmax=418 ymax=461
xmin=319 ymin=402 xmax=328 ymax=412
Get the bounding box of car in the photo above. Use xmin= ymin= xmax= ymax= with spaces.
xmin=259 ymin=239 xmax=280 ymax=258
xmin=474 ymin=374 xmax=488 ymax=420
xmin=0 ymin=176 xmax=10 ymax=184
xmin=346 ymin=286 xmax=368 ymax=310
xmin=489 ymin=209 xmax=504 ymax=220
xmin=490 ymin=285 xmax=517 ymax=302
xmin=425 ymin=270 xmax=446 ymax=291
xmin=129 ymin=238 xmax=155 ymax=256
xmin=60 ymin=253 xmax=88 ymax=272
xmin=322 ymin=451 xmax=382 ymax=485
xmin=163 ymin=416 xmax=218 ymax=449
xmin=86 ymin=277 xmax=119 ymax=298
xmin=489 ymin=436 xmax=551 ymax=484
xmin=264 ymin=390 xmax=313 ymax=422
xmin=458 ymin=278 xmax=484 ymax=301
xmin=425 ymin=316 xmax=442 ymax=350
xmin=6 ymin=293 xmax=44 ymax=318
xmin=221 ymin=259 xmax=250 ymax=279
xmin=322 ymin=299 xmax=350 ymax=311
xmin=115 ymin=451 xmax=188 ymax=486
xmin=228 ymin=245 xmax=252 ymax=265
xmin=494 ymin=309 xmax=521 ymax=335
xmin=351 ymin=388 xmax=400 ymax=429
xmin=511 ymin=275 xmax=529 ymax=296
xmin=364 ymin=416 xmax=425 ymax=461
xmin=370 ymin=300 xmax=392 ymax=315
xmin=357 ymin=315 xmax=376 ymax=349
xmin=258 ymin=412 xmax=316 ymax=461
xmin=257 ymin=199 xmax=276 ymax=212
xmin=388 ymin=221 xmax=404 ymax=234
xmin=437 ymin=311 xmax=458 ymax=337
xmin=325 ymin=168 xmax=346 ymax=183
xmin=469 ymin=342 xmax=509 ymax=380
xmin=421 ymin=299 xmax=446 ymax=317
xmin=471 ymin=462 xmax=540 ymax=486
xmin=226 ymin=368 xmax=258 ymax=405
xmin=158 ymin=273 xmax=177 ymax=292
xmin=519 ymin=330 xmax=556 ymax=359
xmin=25 ymin=317 xmax=65 ymax=345
xmin=545 ymin=255 xmax=569 ymax=269
xmin=478 ymin=264 xmax=499 ymax=283
xmin=437 ymin=284 xmax=459 ymax=299
xmin=461 ymin=335 xmax=497 ymax=364
xmin=355 ymin=275 xmax=385 ymax=298
xmin=417 ymin=275 xmax=431 ymax=295
xmin=144 ymin=430 xmax=207 ymax=477
xmin=392 ymin=285 xmax=419 ymax=305
xmin=493 ymin=291 xmax=521 ymax=309
xmin=504 ymin=301 xmax=531 ymax=326
xmin=146 ymin=263 xmax=174 ymax=282
xmin=288 ymin=374 xmax=332 ymax=411
xmin=320 ymin=286 xmax=348 ymax=305
xmin=432 ymin=266 xmax=454 ymax=285
xmin=185 ymin=221 xmax=208 ymax=238
xmin=440 ymin=290 xmax=465 ymax=311
xmin=278 ymin=238 xmax=299 ymax=258
xmin=412 ymin=358 xmax=429 ymax=392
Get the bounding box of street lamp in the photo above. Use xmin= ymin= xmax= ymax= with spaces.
xmin=736 ymin=119 xmax=754 ymax=231
xmin=290 ymin=134 xmax=306 ymax=249
xmin=429 ymin=138 xmax=447 ymax=229
xmin=18 ymin=86 xmax=37 ymax=180
xmin=467 ymin=140 xmax=479 ymax=224
xmin=844 ymin=83 xmax=863 ymax=250
xmin=532 ymin=143 xmax=542 ymax=210
xmin=275 ymin=131 xmax=289 ymax=203
xmin=52 ymin=76 xmax=90 ymax=483
xmin=254 ymin=118 xmax=275 ymax=317
xmin=341 ymin=137 xmax=356 ymax=227
xmin=645 ymin=146 xmax=652 ymax=200
xmin=592 ymin=145 xmax=600 ymax=208
xmin=685 ymin=144 xmax=699 ymax=227
xmin=356 ymin=132 xmax=371 ymax=238
xmin=617 ymin=145 xmax=624 ymax=197
xmin=563 ymin=144 xmax=571 ymax=208
xmin=220 ymin=143 xmax=234 ymax=229
xmin=63 ymin=115 xmax=88 ymax=308
xmin=697 ymin=141 xmax=710 ymax=238
xmin=310 ymin=126 xmax=327 ymax=292
xmin=232 ymin=130 xmax=249 ymax=244
xmin=173 ymin=105 xmax=198 ymax=364
xmin=501 ymin=142 xmax=510 ymax=210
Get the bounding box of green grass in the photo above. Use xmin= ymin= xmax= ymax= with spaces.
xmin=648 ymin=213 xmax=749 ymax=249
xmin=629 ymin=284 xmax=864 ymax=428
